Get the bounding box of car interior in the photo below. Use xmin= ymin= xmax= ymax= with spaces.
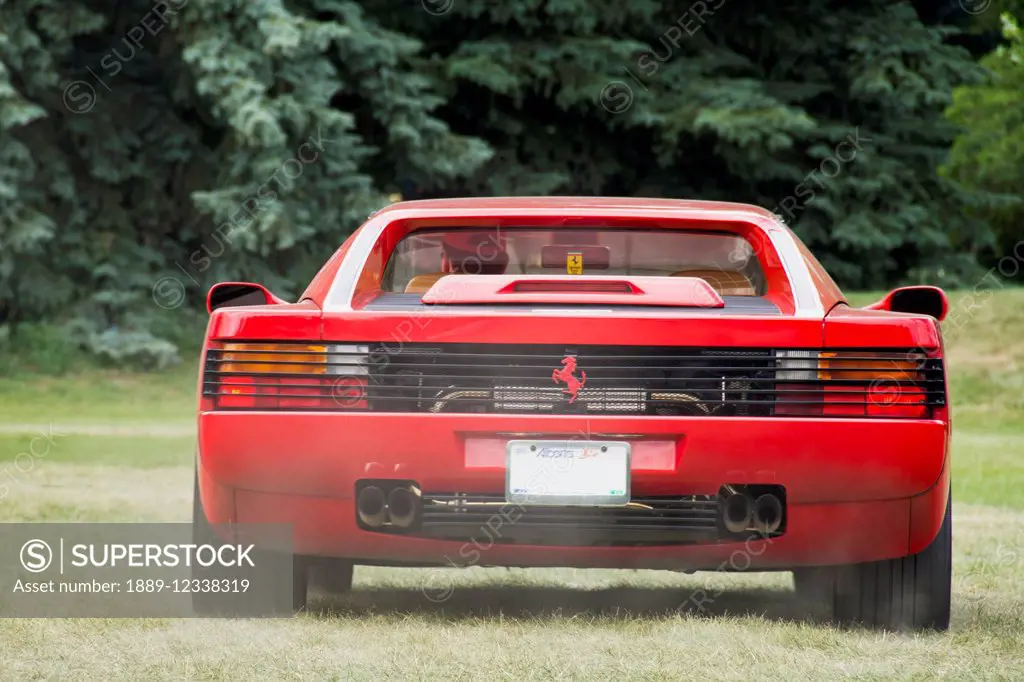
xmin=387 ymin=229 xmax=764 ymax=297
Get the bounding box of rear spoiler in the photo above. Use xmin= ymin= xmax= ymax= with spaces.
xmin=419 ymin=275 xmax=724 ymax=308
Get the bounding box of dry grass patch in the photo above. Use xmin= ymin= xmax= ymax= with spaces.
xmin=0 ymin=462 xmax=1021 ymax=681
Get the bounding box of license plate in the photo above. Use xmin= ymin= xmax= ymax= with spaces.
xmin=505 ymin=440 xmax=630 ymax=506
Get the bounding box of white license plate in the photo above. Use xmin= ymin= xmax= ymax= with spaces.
xmin=505 ymin=440 xmax=630 ymax=506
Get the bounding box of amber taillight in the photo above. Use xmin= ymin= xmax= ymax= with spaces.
xmin=206 ymin=342 xmax=368 ymax=410
xmin=775 ymin=350 xmax=940 ymax=418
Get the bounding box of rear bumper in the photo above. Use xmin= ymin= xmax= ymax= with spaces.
xmin=197 ymin=412 xmax=949 ymax=569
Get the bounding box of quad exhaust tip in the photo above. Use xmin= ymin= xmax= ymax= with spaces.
xmin=722 ymin=490 xmax=753 ymax=534
xmin=357 ymin=485 xmax=388 ymax=528
xmin=720 ymin=486 xmax=784 ymax=535
xmin=387 ymin=485 xmax=421 ymax=528
xmin=752 ymin=493 xmax=783 ymax=535
xmin=358 ymin=483 xmax=421 ymax=529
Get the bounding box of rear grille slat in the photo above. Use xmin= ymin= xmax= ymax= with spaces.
xmin=207 ymin=382 xmax=944 ymax=393
xmin=415 ymin=493 xmax=721 ymax=546
xmin=472 ymin=514 xmax=729 ymax=522
xmin=203 ymin=343 xmax=946 ymax=417
xmin=206 ymin=367 xmax=946 ymax=379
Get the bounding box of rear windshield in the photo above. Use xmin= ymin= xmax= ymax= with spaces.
xmin=382 ymin=228 xmax=766 ymax=296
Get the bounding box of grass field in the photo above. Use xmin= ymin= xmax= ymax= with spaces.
xmin=0 ymin=289 xmax=1022 ymax=679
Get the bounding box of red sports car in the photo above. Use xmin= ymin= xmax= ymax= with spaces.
xmin=194 ymin=197 xmax=951 ymax=629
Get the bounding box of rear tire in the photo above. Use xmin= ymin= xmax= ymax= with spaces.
xmin=812 ymin=493 xmax=952 ymax=630
xmin=309 ymin=558 xmax=354 ymax=596
xmin=792 ymin=566 xmax=835 ymax=608
xmin=191 ymin=471 xmax=309 ymax=615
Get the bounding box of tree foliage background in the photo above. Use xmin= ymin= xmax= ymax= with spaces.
xmin=944 ymin=9 xmax=1024 ymax=261
xmin=0 ymin=0 xmax=1019 ymax=367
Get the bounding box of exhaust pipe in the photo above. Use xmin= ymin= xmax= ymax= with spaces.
xmin=387 ymin=485 xmax=421 ymax=528
xmin=752 ymin=494 xmax=783 ymax=535
xmin=722 ymin=488 xmax=753 ymax=534
xmin=357 ymin=486 xmax=388 ymax=528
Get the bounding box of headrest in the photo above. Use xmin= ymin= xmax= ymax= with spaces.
xmin=404 ymin=273 xmax=449 ymax=294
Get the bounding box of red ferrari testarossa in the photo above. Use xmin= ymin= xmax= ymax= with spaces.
xmin=194 ymin=197 xmax=951 ymax=629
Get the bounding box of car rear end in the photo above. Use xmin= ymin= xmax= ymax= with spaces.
xmin=195 ymin=199 xmax=951 ymax=627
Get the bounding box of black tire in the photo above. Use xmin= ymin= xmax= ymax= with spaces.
xmin=308 ymin=558 xmax=354 ymax=596
xmin=792 ymin=566 xmax=835 ymax=608
xmin=824 ymin=493 xmax=952 ymax=630
xmin=191 ymin=471 xmax=309 ymax=615
xmin=191 ymin=472 xmax=228 ymax=616
xmin=282 ymin=554 xmax=310 ymax=613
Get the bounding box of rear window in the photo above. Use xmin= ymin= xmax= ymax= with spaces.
xmin=382 ymin=228 xmax=766 ymax=295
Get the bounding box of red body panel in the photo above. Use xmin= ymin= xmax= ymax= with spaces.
xmin=197 ymin=411 xmax=947 ymax=568
xmin=200 ymin=414 xmax=946 ymax=502
xmin=205 ymin=300 xmax=322 ymax=340
xmin=300 ymin=227 xmax=362 ymax=306
xmin=197 ymin=198 xmax=951 ymax=571
xmin=823 ymin=305 xmax=943 ymax=349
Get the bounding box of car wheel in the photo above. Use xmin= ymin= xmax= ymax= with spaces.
xmin=281 ymin=554 xmax=310 ymax=613
xmin=191 ymin=472 xmax=229 ymax=616
xmin=792 ymin=566 xmax=835 ymax=608
xmin=191 ymin=471 xmax=309 ymax=615
xmin=830 ymin=492 xmax=952 ymax=630
xmin=309 ymin=558 xmax=354 ymax=596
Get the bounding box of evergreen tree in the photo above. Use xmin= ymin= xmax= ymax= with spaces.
xmin=378 ymin=0 xmax=992 ymax=287
xmin=0 ymin=0 xmax=999 ymax=363
xmin=944 ymin=12 xmax=1024 ymax=266
xmin=0 ymin=0 xmax=489 ymax=364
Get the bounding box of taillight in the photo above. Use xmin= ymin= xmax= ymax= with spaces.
xmin=208 ymin=343 xmax=369 ymax=410
xmin=818 ymin=351 xmax=923 ymax=382
xmin=330 ymin=376 xmax=368 ymax=409
xmin=865 ymin=382 xmax=927 ymax=418
xmin=217 ymin=375 xmax=259 ymax=408
xmin=775 ymin=350 xmax=934 ymax=418
xmin=220 ymin=343 xmax=328 ymax=374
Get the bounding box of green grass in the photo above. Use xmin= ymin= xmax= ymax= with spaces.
xmin=953 ymin=433 xmax=1024 ymax=509
xmin=0 ymin=503 xmax=1020 ymax=678
xmin=0 ymin=434 xmax=194 ymax=469
xmin=0 ymin=365 xmax=196 ymax=424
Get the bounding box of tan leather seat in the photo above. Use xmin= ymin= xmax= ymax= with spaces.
xmin=671 ymin=269 xmax=756 ymax=296
xmin=405 ymin=272 xmax=449 ymax=294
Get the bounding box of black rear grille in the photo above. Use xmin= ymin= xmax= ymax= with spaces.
xmin=367 ymin=344 xmax=780 ymax=416
xmin=203 ymin=343 xmax=946 ymax=417
xmin=415 ymin=493 xmax=720 ymax=546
